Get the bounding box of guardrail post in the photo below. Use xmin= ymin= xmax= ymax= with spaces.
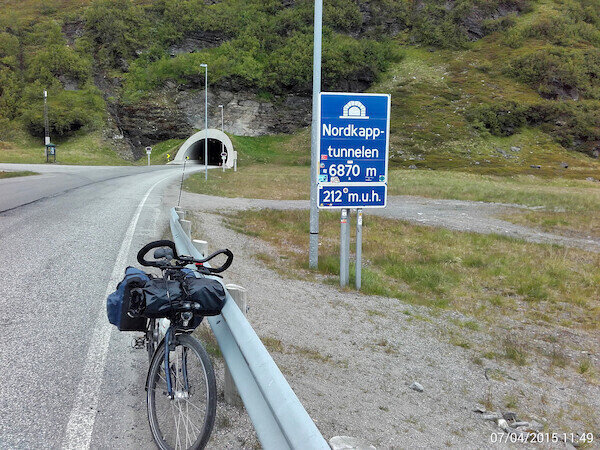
xmin=192 ymin=239 xmax=208 ymax=258
xmin=223 ymin=284 xmax=247 ymax=406
xmin=175 ymin=208 xmax=185 ymax=221
xmin=180 ymin=219 xmax=191 ymax=240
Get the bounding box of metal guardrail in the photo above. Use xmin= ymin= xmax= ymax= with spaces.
xmin=169 ymin=207 xmax=330 ymax=450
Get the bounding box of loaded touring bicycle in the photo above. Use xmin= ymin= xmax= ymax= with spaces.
xmin=107 ymin=239 xmax=233 ymax=449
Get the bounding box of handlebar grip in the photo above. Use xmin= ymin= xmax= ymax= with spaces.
xmin=136 ymin=240 xmax=178 ymax=267
xmin=206 ymin=249 xmax=233 ymax=274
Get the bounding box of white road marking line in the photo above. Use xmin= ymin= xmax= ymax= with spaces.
xmin=61 ymin=174 xmax=173 ymax=449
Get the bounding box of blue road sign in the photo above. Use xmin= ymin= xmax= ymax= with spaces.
xmin=318 ymin=184 xmax=387 ymax=209
xmin=317 ymin=92 xmax=390 ymax=208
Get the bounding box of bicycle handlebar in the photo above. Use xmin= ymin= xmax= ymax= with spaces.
xmin=137 ymin=240 xmax=178 ymax=268
xmin=137 ymin=240 xmax=233 ymax=274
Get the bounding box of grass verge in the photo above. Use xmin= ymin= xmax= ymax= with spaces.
xmin=500 ymin=210 xmax=600 ymax=239
xmin=184 ymin=164 xmax=309 ymax=200
xmin=0 ymin=170 xmax=37 ymax=179
xmin=0 ymin=131 xmax=132 ymax=165
xmin=224 ymin=209 xmax=600 ymax=332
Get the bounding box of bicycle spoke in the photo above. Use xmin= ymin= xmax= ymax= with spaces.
xmin=148 ymin=336 xmax=216 ymax=450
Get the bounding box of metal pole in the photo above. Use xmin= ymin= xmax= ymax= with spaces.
xmin=356 ymin=209 xmax=363 ymax=290
xmin=43 ymin=90 xmax=50 ymax=146
xmin=220 ymin=104 xmax=225 ymax=172
xmin=308 ymin=0 xmax=323 ymax=269
xmin=346 ymin=209 xmax=351 ymax=283
xmin=178 ymin=158 xmax=187 ymax=207
xmin=201 ymin=63 xmax=208 ymax=181
xmin=340 ymin=209 xmax=349 ymax=286
xmin=147 ymin=153 xmax=150 ymax=166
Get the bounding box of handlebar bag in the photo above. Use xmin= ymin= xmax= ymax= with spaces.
xmin=183 ymin=277 xmax=227 ymax=316
xmin=141 ymin=279 xmax=183 ymax=318
xmin=106 ymin=266 xmax=150 ymax=331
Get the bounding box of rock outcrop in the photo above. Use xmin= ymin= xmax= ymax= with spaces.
xmin=111 ymin=88 xmax=312 ymax=156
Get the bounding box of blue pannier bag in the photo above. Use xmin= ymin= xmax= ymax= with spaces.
xmin=107 ymin=266 xmax=150 ymax=331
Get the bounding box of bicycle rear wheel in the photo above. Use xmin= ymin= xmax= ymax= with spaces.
xmin=147 ymin=334 xmax=217 ymax=450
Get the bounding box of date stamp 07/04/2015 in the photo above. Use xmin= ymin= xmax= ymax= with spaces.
xmin=490 ymin=432 xmax=595 ymax=445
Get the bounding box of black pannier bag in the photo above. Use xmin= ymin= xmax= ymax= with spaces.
xmin=183 ymin=277 xmax=227 ymax=316
xmin=140 ymin=279 xmax=183 ymax=318
xmin=106 ymin=266 xmax=150 ymax=331
xmin=139 ymin=276 xmax=227 ymax=318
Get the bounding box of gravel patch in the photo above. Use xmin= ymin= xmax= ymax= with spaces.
xmin=176 ymin=191 xmax=600 ymax=253
xmin=164 ymin=185 xmax=600 ymax=448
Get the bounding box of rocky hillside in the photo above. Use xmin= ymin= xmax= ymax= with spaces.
xmin=1 ymin=0 xmax=600 ymax=169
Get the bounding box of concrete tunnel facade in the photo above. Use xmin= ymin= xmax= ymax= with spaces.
xmin=171 ymin=129 xmax=236 ymax=168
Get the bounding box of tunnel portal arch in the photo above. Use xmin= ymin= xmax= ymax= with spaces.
xmin=172 ymin=129 xmax=235 ymax=168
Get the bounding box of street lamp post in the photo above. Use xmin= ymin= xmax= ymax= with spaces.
xmin=43 ymin=90 xmax=50 ymax=146
xmin=218 ymin=104 xmax=224 ymax=172
xmin=200 ymin=63 xmax=208 ymax=181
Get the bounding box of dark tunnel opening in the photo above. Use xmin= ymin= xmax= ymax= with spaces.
xmin=187 ymin=138 xmax=226 ymax=165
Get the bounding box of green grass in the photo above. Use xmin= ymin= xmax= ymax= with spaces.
xmin=184 ymin=130 xmax=311 ymax=197
xmin=0 ymin=131 xmax=133 ymax=165
xmin=224 ymin=209 xmax=600 ymax=332
xmin=183 ymin=131 xmax=600 ymax=236
xmin=185 ymin=164 xmax=309 ymax=200
xmin=388 ymin=170 xmax=600 ymax=213
xmin=0 ymin=170 xmax=37 ymax=179
xmin=134 ymin=138 xmax=186 ymax=166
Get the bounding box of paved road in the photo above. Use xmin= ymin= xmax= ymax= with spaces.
xmin=0 ymin=163 xmax=204 ymax=448
xmin=0 ymin=163 xmax=187 ymax=213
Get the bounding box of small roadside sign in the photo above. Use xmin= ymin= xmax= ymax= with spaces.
xmin=318 ymin=184 xmax=386 ymax=209
xmin=317 ymin=92 xmax=390 ymax=209
xmin=146 ymin=146 xmax=152 ymax=155
xmin=221 ymin=151 xmax=227 ymax=158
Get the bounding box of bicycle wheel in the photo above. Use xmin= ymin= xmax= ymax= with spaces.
xmin=147 ymin=334 xmax=217 ymax=450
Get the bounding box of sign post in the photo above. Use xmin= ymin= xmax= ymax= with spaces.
xmin=221 ymin=151 xmax=227 ymax=172
xmin=146 ymin=146 xmax=152 ymax=166
xmin=356 ymin=209 xmax=363 ymax=290
xmin=340 ymin=209 xmax=350 ymax=286
xmin=317 ymin=92 xmax=390 ymax=287
xmin=308 ymin=0 xmax=323 ymax=270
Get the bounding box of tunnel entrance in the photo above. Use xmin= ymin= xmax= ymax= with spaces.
xmin=172 ymin=128 xmax=235 ymax=168
xmin=187 ymin=138 xmax=226 ymax=165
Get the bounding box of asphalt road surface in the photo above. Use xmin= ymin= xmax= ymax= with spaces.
xmin=0 ymin=163 xmax=204 ymax=448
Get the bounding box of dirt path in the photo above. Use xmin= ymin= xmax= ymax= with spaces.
xmin=165 ymin=185 xmax=600 ymax=448
xmin=177 ymin=191 xmax=600 ymax=253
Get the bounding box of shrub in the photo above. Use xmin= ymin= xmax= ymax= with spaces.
xmin=84 ymin=0 xmax=147 ymax=68
xmin=466 ymin=101 xmax=528 ymax=136
xmin=507 ymin=48 xmax=600 ymax=100
xmin=466 ymin=100 xmax=600 ymax=154
xmin=20 ymin=85 xmax=105 ymax=137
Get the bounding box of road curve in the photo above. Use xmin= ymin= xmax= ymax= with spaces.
xmin=0 ymin=164 xmax=203 ymax=448
xmin=0 ymin=163 xmax=197 ymax=213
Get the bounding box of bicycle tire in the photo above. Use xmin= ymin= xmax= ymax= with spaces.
xmin=147 ymin=334 xmax=217 ymax=450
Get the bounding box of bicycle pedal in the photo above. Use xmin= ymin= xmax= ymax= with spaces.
xmin=131 ymin=336 xmax=146 ymax=349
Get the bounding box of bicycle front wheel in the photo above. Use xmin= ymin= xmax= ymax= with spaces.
xmin=147 ymin=334 xmax=217 ymax=450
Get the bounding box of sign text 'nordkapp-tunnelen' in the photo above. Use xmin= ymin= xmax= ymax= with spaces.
xmin=317 ymin=92 xmax=390 ymax=208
